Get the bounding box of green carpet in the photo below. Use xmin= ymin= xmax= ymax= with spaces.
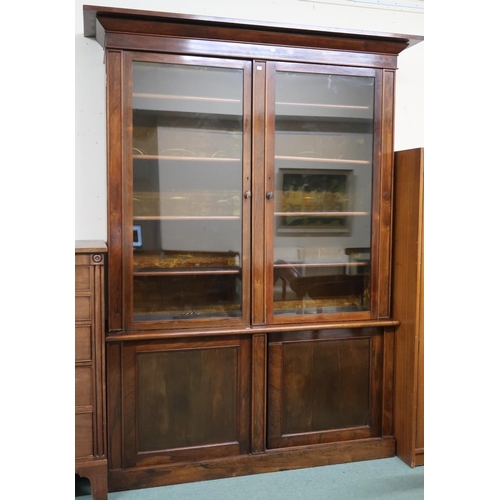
xmin=76 ymin=457 xmax=424 ymax=499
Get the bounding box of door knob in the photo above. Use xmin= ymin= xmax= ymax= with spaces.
xmin=266 ymin=191 xmax=274 ymax=200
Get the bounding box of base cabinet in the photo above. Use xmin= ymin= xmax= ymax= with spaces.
xmin=75 ymin=241 xmax=108 ymax=500
xmin=106 ymin=326 xmax=397 ymax=492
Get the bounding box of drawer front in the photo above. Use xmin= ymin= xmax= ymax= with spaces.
xmin=75 ymin=265 xmax=91 ymax=291
xmin=75 ymin=326 xmax=92 ymax=362
xmin=75 ymin=412 xmax=94 ymax=458
xmin=75 ymin=296 xmax=91 ymax=322
xmin=75 ymin=366 xmax=93 ymax=407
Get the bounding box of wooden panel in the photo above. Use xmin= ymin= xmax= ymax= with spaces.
xmin=392 ymin=147 xmax=424 ymax=467
xmin=75 ymin=366 xmax=93 ymax=407
xmin=106 ymin=342 xmax=123 ymax=470
xmin=283 ymin=339 xmax=370 ymax=433
xmin=109 ymin=436 xmax=395 ymax=492
xmin=121 ymin=336 xmax=251 ymax=467
xmin=416 ymin=306 xmax=424 ymax=451
xmin=415 ymin=234 xmax=424 ymax=454
xmin=75 ymin=412 xmax=94 ymax=458
xmin=377 ymin=69 xmax=396 ymax=318
xmin=137 ymin=348 xmax=238 ymax=451
xmin=75 ymin=296 xmax=91 ymax=322
xmin=76 ymin=326 xmax=92 ymax=362
xmin=381 ymin=327 xmax=395 ymax=436
xmin=251 ymin=333 xmax=267 ymax=453
xmin=106 ymin=49 xmax=124 ymax=332
xmin=268 ymin=328 xmax=383 ymax=449
xmin=76 ymin=265 xmax=91 ymax=290
xmin=106 ymin=32 xmax=399 ymax=70
xmin=75 ymin=254 xmax=91 ymax=266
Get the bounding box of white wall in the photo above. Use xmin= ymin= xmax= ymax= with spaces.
xmin=75 ymin=0 xmax=424 ymax=240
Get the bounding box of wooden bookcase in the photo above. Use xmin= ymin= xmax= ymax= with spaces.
xmin=82 ymin=5 xmax=423 ymax=493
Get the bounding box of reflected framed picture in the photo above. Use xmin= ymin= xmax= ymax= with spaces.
xmin=276 ymin=168 xmax=352 ymax=234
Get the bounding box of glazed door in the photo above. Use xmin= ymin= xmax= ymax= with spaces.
xmin=264 ymin=63 xmax=379 ymax=324
xmin=124 ymin=53 xmax=252 ymax=331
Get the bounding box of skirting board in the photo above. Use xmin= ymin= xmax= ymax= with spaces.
xmin=109 ymin=437 xmax=395 ymax=492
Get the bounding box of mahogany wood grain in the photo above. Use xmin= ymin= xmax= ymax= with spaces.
xmin=106 ymin=51 xmax=124 ymax=332
xmin=263 ymin=61 xmax=276 ymax=325
xmin=251 ymin=61 xmax=267 ymax=325
xmin=105 ymin=342 xmax=122 ymax=471
xmin=251 ymin=334 xmax=267 ymax=453
xmin=76 ymin=326 xmax=92 ymax=361
xmin=75 ymin=413 xmax=94 ymax=458
xmin=120 ymin=336 xmax=251 ymax=468
xmin=267 ymin=328 xmax=383 ymax=449
xmin=104 ymin=319 xmax=400 ymax=342
xmin=369 ymin=69 xmax=383 ymax=316
xmin=104 ymin=319 xmax=399 ymax=342
xmin=382 ymin=326 xmax=395 ymax=437
xmin=83 ymin=5 xmax=422 ymax=50
xmin=105 ymin=33 xmax=399 ymax=70
xmin=377 ymin=69 xmax=396 ymax=318
xmin=241 ymin=62 xmax=253 ymax=327
xmin=392 ymin=148 xmax=424 ymax=467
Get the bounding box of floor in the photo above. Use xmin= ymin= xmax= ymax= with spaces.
xmin=76 ymin=457 xmax=424 ymax=499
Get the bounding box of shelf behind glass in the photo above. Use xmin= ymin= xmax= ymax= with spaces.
xmin=274 ymin=211 xmax=369 ymax=216
xmin=133 ymin=155 xmax=241 ymax=162
xmin=133 ymin=272 xmax=242 ymax=321
xmin=275 ymin=155 xmax=370 ymax=165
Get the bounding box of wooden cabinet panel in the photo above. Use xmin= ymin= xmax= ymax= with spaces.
xmin=76 ymin=412 xmax=94 ymax=458
xmin=392 ymin=148 xmax=424 ymax=467
xmin=75 ymin=366 xmax=93 ymax=406
xmin=76 ymin=325 xmax=92 ymax=362
xmin=136 ymin=348 xmax=239 ymax=451
xmin=281 ymin=339 xmax=370 ymax=434
xmin=76 ymin=296 xmax=91 ymax=321
xmin=120 ymin=336 xmax=251 ymax=468
xmin=76 ymin=264 xmax=91 ymax=291
xmin=268 ymin=328 xmax=384 ymax=449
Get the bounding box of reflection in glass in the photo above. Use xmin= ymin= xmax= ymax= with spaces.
xmin=131 ymin=62 xmax=244 ymax=321
xmin=273 ymin=71 xmax=374 ymax=316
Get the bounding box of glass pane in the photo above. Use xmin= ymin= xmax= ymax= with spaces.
xmin=132 ymin=62 xmax=244 ymax=321
xmin=273 ymin=71 xmax=374 ymax=316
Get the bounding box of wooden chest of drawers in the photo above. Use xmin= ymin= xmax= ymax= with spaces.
xmin=75 ymin=241 xmax=107 ymax=499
